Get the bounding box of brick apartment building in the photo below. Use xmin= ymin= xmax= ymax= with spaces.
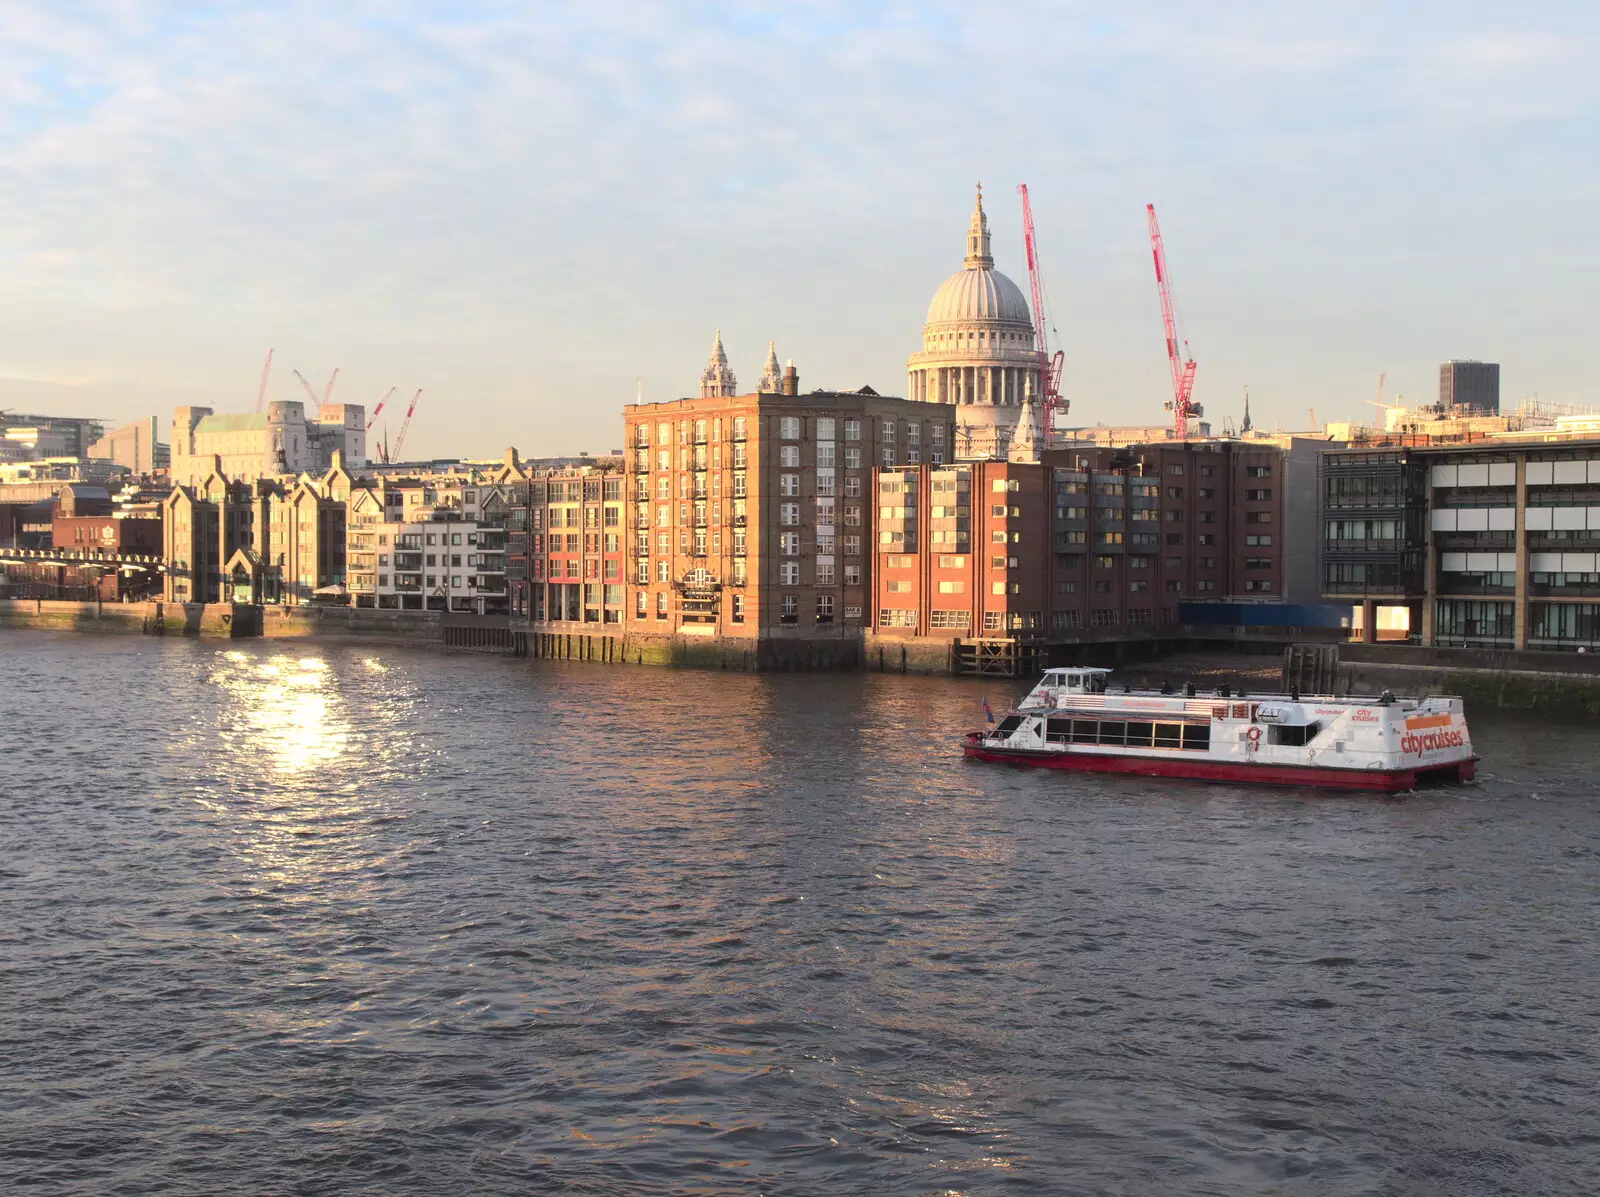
xmin=867 ymin=440 xmax=1285 ymax=667
xmin=618 ymin=380 xmax=955 ymax=652
xmin=504 ymin=461 xmax=628 ymax=625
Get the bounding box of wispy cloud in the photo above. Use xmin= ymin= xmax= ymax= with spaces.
xmin=0 ymin=1 xmax=1596 ymax=448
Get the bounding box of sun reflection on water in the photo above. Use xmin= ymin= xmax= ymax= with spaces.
xmin=208 ymin=651 xmax=351 ymax=775
xmin=186 ymin=647 xmax=435 ymax=909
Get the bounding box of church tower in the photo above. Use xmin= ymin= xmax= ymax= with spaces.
xmin=700 ymin=330 xmax=739 ymax=398
xmin=757 ymin=341 xmax=782 ymax=393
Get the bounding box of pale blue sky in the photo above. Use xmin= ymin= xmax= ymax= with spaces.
xmin=1 ymin=2 xmax=1595 ymax=457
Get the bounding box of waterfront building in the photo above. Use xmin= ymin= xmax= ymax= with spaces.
xmin=906 ymin=188 xmax=1045 ymax=461
xmin=507 ymin=462 xmax=627 ymax=625
xmin=621 ymin=356 xmax=954 ymax=652
xmin=368 ymin=510 xmax=508 ymax=613
xmin=162 ymin=466 xmax=260 ymax=603
xmin=340 ymin=464 xmax=516 ymax=612
xmin=866 ymin=440 xmax=1287 ymax=669
xmin=263 ymin=462 xmax=354 ymax=604
xmin=1320 ymin=435 xmax=1600 ymax=649
xmin=170 ymin=400 xmax=365 ymax=486
xmin=163 ymin=454 xmax=353 ymax=604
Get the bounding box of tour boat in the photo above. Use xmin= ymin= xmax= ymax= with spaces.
xmin=963 ymin=668 xmax=1477 ymax=793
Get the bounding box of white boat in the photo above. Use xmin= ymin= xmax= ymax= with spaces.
xmin=962 ymin=668 xmax=1477 ymax=792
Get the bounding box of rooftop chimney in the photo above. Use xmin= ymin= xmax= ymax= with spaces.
xmin=781 ymin=360 xmax=799 ymax=396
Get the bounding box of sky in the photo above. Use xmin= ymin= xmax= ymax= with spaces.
xmin=1 ymin=1 xmax=1596 ymax=458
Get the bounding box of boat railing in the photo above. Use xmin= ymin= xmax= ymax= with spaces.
xmin=1020 ymin=694 xmax=1241 ymax=718
xmin=1019 ymin=688 xmax=1465 ymax=716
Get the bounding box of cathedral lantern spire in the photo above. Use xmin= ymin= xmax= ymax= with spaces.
xmin=964 ymin=183 xmax=993 ymax=269
xmin=757 ymin=340 xmax=782 ymax=393
xmin=700 ymin=329 xmax=739 ymax=398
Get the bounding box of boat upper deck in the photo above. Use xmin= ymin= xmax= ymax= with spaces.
xmin=1017 ymin=669 xmax=1460 ymax=723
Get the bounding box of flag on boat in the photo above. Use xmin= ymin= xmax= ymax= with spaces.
xmin=982 ymin=695 xmax=995 ymax=724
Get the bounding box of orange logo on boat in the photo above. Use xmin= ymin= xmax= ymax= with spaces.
xmin=1405 ymin=713 xmax=1452 ymax=731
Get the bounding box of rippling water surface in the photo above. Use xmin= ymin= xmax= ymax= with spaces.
xmin=2 ymin=633 xmax=1597 ymax=1195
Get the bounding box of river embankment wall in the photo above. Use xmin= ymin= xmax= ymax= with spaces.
xmin=1335 ymin=659 xmax=1600 ymax=717
xmin=0 ymin=598 xmax=260 ymax=638
xmin=7 ymin=600 xmax=1600 ymax=712
xmin=0 ymin=601 xmax=950 ymax=674
xmin=0 ymin=599 xmax=439 ymax=645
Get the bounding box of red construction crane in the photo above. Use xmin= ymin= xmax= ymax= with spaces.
xmin=1147 ymin=203 xmax=1199 ymax=438
xmin=290 ymin=367 xmax=340 ymax=413
xmin=253 ymin=348 xmax=274 ymax=412
xmin=1017 ymin=184 xmax=1066 ymax=439
xmin=365 ymin=387 xmax=397 ymax=431
xmin=292 ymin=368 xmax=321 ymax=410
xmin=390 ymin=389 xmax=422 ymax=461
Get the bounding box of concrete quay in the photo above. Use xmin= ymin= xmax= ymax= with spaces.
xmin=6 ymin=599 xmax=1600 ymax=713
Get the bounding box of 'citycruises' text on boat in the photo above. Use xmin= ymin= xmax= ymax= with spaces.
xmin=963 ymin=668 xmax=1477 ymax=793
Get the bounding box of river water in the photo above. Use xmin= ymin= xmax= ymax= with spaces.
xmin=1 ymin=633 xmax=1596 ymax=1195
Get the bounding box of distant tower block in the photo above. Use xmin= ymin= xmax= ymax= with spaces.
xmin=757 ymin=341 xmax=782 ymax=393
xmin=1440 ymin=360 xmax=1500 ymax=414
xmin=700 ymin=330 xmax=739 ymax=398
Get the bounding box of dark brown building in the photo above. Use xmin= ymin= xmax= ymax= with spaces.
xmin=867 ymin=440 xmax=1286 ymax=668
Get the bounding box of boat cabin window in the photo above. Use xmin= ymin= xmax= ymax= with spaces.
xmin=1047 ymin=670 xmax=1108 ymax=694
xmin=1056 ymin=718 xmax=1209 ymax=751
xmin=1268 ymin=721 xmax=1321 ymax=747
xmin=994 ymin=715 xmax=1024 ymax=735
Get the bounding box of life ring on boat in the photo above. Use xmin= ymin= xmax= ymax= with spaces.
xmin=1246 ymin=726 xmax=1262 ymax=749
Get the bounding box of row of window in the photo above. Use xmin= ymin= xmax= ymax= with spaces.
xmin=635 ymin=416 xmax=956 ymax=447
xmin=1033 ymin=717 xmax=1212 ymax=751
xmin=542 ymin=559 xmax=620 ymax=580
xmin=383 ymin=553 xmax=499 ymax=569
xmin=636 ymin=417 xmax=748 ymax=446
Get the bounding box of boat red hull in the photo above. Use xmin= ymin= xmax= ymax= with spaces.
xmin=962 ymin=734 xmax=1476 ymax=793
